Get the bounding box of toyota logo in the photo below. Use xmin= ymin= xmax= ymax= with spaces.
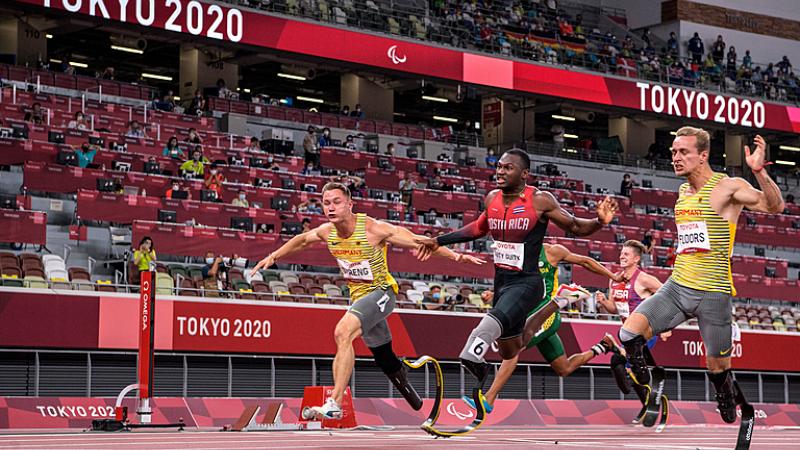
xmin=387 ymin=45 xmax=407 ymax=64
xmin=446 ymin=402 xmax=474 ymax=420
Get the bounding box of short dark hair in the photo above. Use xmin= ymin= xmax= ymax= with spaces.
xmin=503 ymin=149 xmax=531 ymax=170
xmin=623 ymin=240 xmax=647 ymax=256
xmin=322 ymin=182 xmax=351 ymax=198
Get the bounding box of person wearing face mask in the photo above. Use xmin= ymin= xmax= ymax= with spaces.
xmin=165 ymin=181 xmax=190 ymax=200
xmin=180 ymin=150 xmax=205 ymax=178
xmin=344 ymin=135 xmax=357 ymax=151
xmin=68 ymin=111 xmax=89 ymax=131
xmin=201 ymin=252 xmax=226 ymax=297
xmin=232 ymin=189 xmax=250 ymax=208
xmin=318 ymin=127 xmax=332 ymax=149
xmin=162 ymin=136 xmax=185 ymax=160
xmin=266 ymin=155 xmax=280 ymax=171
xmin=133 ymin=236 xmax=157 ymax=274
xmin=422 ymin=284 xmax=447 ymax=310
xmin=204 ymin=163 xmax=225 ymax=198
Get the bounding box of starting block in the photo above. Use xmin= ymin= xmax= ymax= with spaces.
xmin=299 ymin=386 xmax=357 ymax=429
xmin=225 ymin=402 xmax=303 ymax=432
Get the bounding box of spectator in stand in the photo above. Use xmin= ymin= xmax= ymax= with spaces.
xmin=301 ymin=217 xmax=312 ymax=233
xmin=154 ymin=90 xmax=176 ymax=112
xmin=340 ymin=105 xmax=350 ymax=116
xmin=133 ymin=236 xmax=157 ymax=274
xmin=350 ymin=103 xmax=365 ymax=119
xmin=232 ymin=189 xmax=250 ymax=208
xmin=180 ymin=148 xmax=205 ymax=178
xmin=667 ymin=31 xmax=678 ymax=56
xmin=201 ymin=252 xmax=226 ymax=297
xmin=344 ymin=134 xmax=357 ymax=151
xmin=303 ymin=126 xmax=319 ymax=165
xmin=318 ymin=127 xmax=332 ymax=148
xmin=399 ymin=172 xmax=417 ymax=206
xmin=187 ymin=89 xmax=206 ymax=116
xmin=126 ymin=120 xmax=147 ymax=138
xmin=428 ymin=174 xmax=446 ymax=191
xmin=24 ymin=102 xmax=45 ymax=125
xmin=422 ymin=284 xmax=447 ymax=310
xmin=485 ymin=147 xmax=498 ymax=168
xmin=185 ymin=127 xmax=203 ymax=144
xmin=75 ymin=143 xmax=98 ymax=168
xmin=620 ymin=173 xmax=635 ymax=197
xmin=162 ymin=136 xmax=185 ymax=160
xmin=641 ymin=230 xmax=655 ymax=267
xmin=204 ymin=163 xmax=225 ymax=197
xmin=216 ymin=78 xmax=231 ymax=98
xmin=296 ymin=198 xmax=323 ymax=215
xmin=786 ymin=194 xmax=795 ymax=204
xmin=385 ymin=143 xmax=395 ymax=156
xmin=245 ymin=136 xmax=261 ymax=152
xmin=301 ymin=161 xmax=321 ymax=176
xmin=67 ymin=111 xmax=89 ymax=131
xmin=266 ymin=155 xmax=281 ymax=171
xmin=743 ymin=50 xmax=752 ymax=69
xmin=100 ymin=67 xmax=115 ymax=80
xmin=726 ymin=46 xmax=738 ymax=79
xmin=688 ymin=32 xmax=704 ymax=65
xmin=165 ymin=180 xmax=191 ymax=200
xmin=711 ymin=35 xmax=725 ymax=65
xmin=641 ymin=28 xmax=652 ymax=47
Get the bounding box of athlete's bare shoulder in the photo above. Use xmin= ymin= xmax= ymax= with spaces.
xmin=314 ymin=222 xmax=334 ymax=241
xmin=485 ymin=189 xmax=501 ymax=204
xmin=532 ymin=189 xmax=559 ymax=210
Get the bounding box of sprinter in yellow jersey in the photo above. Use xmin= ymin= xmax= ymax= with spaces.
xmin=250 ymin=182 xmax=485 ymax=419
xmin=619 ymin=128 xmax=784 ymax=424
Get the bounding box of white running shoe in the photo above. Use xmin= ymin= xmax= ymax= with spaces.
xmin=554 ymin=283 xmax=591 ymax=308
xmin=310 ymin=397 xmax=342 ymax=420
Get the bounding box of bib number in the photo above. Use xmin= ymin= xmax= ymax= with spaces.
xmin=376 ymin=294 xmax=389 ymax=313
xmin=492 ymin=241 xmax=525 ymax=270
xmin=337 ymin=259 xmax=374 ymax=282
xmin=468 ymin=337 xmax=488 ymax=359
xmin=676 ymin=221 xmax=711 ymax=254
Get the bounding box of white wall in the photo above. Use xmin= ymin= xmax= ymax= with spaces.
xmin=677 ymin=21 xmax=800 ymax=68
xmin=694 ymin=0 xmax=800 ymax=22
xmin=567 ymin=0 xmax=666 ymax=29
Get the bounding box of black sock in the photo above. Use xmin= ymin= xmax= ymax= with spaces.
xmin=370 ymin=342 xmax=402 ymax=375
xmin=708 ymin=369 xmax=733 ymax=394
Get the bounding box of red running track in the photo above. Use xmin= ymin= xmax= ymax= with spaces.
xmin=0 ymin=425 xmax=796 ymax=449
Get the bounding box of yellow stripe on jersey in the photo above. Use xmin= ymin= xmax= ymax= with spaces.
xmin=672 ymin=173 xmax=737 ymax=295
xmin=326 ymin=213 xmax=399 ymax=302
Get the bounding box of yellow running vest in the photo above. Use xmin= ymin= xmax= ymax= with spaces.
xmin=672 ymin=173 xmax=737 ymax=295
xmin=326 ymin=213 xmax=399 ymax=302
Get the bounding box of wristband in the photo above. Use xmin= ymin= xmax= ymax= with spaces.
xmin=752 ymin=161 xmax=774 ymax=173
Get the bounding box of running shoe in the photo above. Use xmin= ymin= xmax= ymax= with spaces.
xmin=310 ymin=397 xmax=342 ymax=419
xmin=462 ymin=392 xmax=494 ymax=414
xmin=602 ymin=332 xmax=626 ymax=357
xmin=554 ymin=284 xmax=591 ymax=308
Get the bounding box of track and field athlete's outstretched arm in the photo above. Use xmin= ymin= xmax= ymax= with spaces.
xmin=535 ymin=191 xmax=618 ymax=237
xmin=249 ymin=223 xmax=332 ymax=275
xmin=412 ymin=191 xmax=497 ymax=253
xmin=369 ymin=219 xmax=486 ymax=265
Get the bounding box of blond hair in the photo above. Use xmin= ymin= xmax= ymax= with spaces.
xmin=675 ymin=126 xmax=710 ymax=152
xmin=623 ymin=240 xmax=647 ymax=257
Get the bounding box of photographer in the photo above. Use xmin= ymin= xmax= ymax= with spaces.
xmin=133 ymin=236 xmax=156 ymax=275
xmin=201 ymin=252 xmax=245 ymax=297
xmin=422 ymin=284 xmax=465 ymax=311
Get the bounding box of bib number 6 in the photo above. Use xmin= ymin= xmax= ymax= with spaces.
xmin=469 ymin=338 xmax=488 ymax=358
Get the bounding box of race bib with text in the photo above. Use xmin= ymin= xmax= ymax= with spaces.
xmin=492 ymin=241 xmax=525 ymax=270
xmin=676 ymin=221 xmax=711 ymax=254
xmin=337 ymin=259 xmax=374 ymax=281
